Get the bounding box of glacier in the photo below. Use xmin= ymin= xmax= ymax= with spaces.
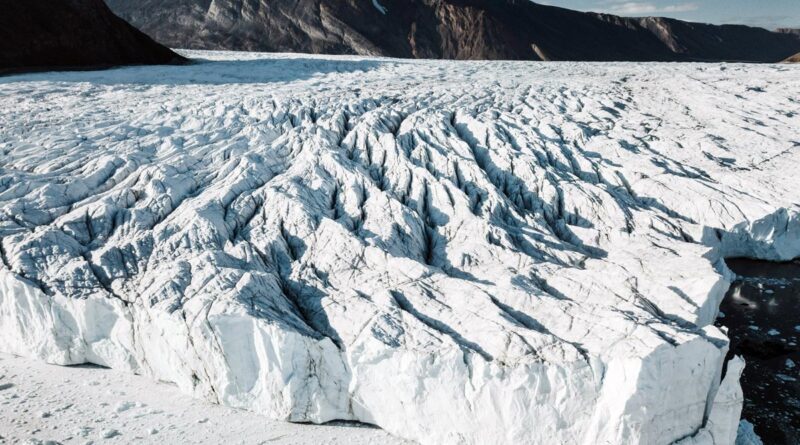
xmin=0 ymin=51 xmax=798 ymax=444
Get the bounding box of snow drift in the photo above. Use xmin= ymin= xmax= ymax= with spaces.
xmin=1 ymin=52 xmax=798 ymax=444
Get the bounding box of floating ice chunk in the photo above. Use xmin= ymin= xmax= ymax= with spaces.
xmin=371 ymin=0 xmax=388 ymax=14
xmin=114 ymin=401 xmax=135 ymax=413
xmin=101 ymin=429 xmax=121 ymax=439
xmin=76 ymin=426 xmax=93 ymax=437
xmin=735 ymin=420 xmax=763 ymax=445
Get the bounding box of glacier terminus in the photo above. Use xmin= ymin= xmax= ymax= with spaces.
xmin=0 ymin=51 xmax=798 ymax=444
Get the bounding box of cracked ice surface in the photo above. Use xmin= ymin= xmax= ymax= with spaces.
xmin=0 ymin=51 xmax=798 ymax=445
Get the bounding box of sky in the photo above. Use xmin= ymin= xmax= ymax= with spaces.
xmin=538 ymin=0 xmax=800 ymax=30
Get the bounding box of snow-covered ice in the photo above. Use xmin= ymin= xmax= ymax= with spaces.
xmin=0 ymin=51 xmax=798 ymax=444
xmin=0 ymin=352 xmax=407 ymax=444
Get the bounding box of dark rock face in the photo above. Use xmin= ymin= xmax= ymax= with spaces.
xmin=599 ymin=15 xmax=800 ymax=62
xmin=0 ymin=0 xmax=183 ymax=71
xmin=105 ymin=0 xmax=800 ymax=62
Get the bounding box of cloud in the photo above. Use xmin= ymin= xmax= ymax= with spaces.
xmin=721 ymin=14 xmax=800 ymax=30
xmin=596 ymin=1 xmax=699 ymax=15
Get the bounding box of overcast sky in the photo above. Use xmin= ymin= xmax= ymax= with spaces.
xmin=539 ymin=1 xmax=800 ymax=30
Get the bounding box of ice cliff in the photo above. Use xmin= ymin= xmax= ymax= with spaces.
xmin=1 ymin=52 xmax=798 ymax=444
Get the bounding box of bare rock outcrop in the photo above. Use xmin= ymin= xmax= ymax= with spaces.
xmin=106 ymin=0 xmax=800 ymax=62
xmin=0 ymin=0 xmax=183 ymax=72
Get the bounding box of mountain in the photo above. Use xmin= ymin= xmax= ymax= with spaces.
xmin=0 ymin=0 xmax=183 ymax=72
xmin=785 ymin=53 xmax=800 ymax=63
xmin=596 ymin=15 xmax=800 ymax=62
xmin=105 ymin=0 xmax=800 ymax=62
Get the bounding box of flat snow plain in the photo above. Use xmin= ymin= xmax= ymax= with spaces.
xmin=0 ymin=51 xmax=798 ymax=445
xmin=0 ymin=352 xmax=407 ymax=444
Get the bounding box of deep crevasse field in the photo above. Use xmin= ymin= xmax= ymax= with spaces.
xmin=0 ymin=51 xmax=798 ymax=445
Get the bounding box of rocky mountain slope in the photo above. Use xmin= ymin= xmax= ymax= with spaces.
xmin=105 ymin=0 xmax=800 ymax=62
xmin=0 ymin=0 xmax=183 ymax=71
xmin=785 ymin=53 xmax=800 ymax=63
xmin=1 ymin=51 xmax=799 ymax=444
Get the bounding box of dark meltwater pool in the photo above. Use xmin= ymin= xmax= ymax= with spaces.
xmin=716 ymin=258 xmax=800 ymax=445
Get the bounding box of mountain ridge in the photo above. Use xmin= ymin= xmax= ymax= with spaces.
xmin=106 ymin=0 xmax=800 ymax=62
